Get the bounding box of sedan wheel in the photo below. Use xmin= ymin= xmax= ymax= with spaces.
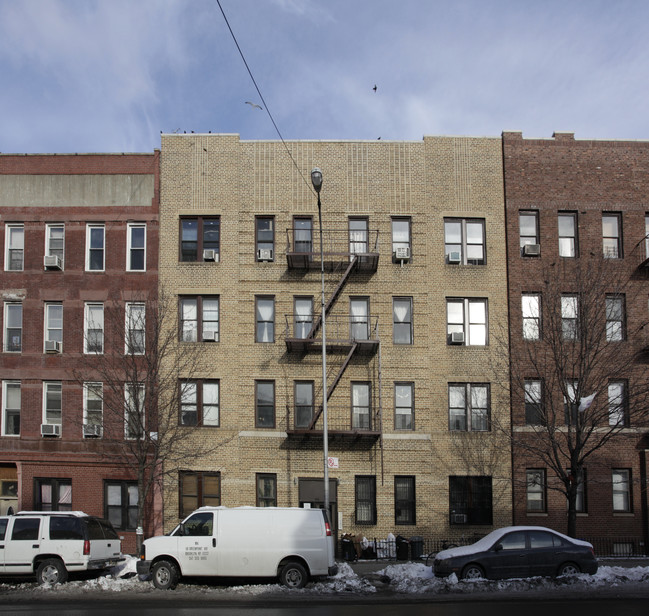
xmin=557 ymin=562 xmax=580 ymax=577
xmin=461 ymin=564 xmax=485 ymax=580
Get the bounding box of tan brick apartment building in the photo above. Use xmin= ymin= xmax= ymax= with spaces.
xmin=503 ymin=132 xmax=649 ymax=552
xmin=0 ymin=153 xmax=160 ymax=553
xmin=158 ymin=134 xmax=512 ymax=544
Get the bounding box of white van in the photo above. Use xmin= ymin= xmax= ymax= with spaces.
xmin=137 ymin=506 xmax=338 ymax=589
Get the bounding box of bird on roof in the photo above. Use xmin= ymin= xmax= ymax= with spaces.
xmin=245 ymin=101 xmax=263 ymax=110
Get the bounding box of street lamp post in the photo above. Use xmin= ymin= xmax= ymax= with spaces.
xmin=310 ymin=167 xmax=330 ymax=516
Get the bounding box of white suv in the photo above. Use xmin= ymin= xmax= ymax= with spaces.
xmin=0 ymin=511 xmax=122 ymax=584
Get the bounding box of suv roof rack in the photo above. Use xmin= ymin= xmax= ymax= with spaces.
xmin=14 ymin=511 xmax=89 ymax=517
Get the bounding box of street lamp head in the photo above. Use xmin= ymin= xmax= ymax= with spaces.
xmin=311 ymin=167 xmax=323 ymax=194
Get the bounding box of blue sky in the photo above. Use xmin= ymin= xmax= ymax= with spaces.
xmin=1 ymin=0 xmax=648 ymax=153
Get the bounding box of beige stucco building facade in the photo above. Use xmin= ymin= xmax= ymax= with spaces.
xmin=158 ymin=133 xmax=511 ymax=545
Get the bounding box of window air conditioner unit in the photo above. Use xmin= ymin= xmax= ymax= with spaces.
xmin=202 ymin=330 xmax=217 ymax=342
xmin=394 ymin=246 xmax=411 ymax=260
xmin=41 ymin=423 xmax=61 ymax=437
xmin=448 ymin=251 xmax=461 ymax=264
xmin=203 ymin=249 xmax=217 ymax=262
xmin=44 ymin=255 xmax=62 ymax=270
xmin=452 ymin=513 xmax=468 ymax=524
xmin=450 ymin=331 xmax=465 ymax=345
xmin=257 ymin=248 xmax=273 ymax=261
xmin=523 ymin=243 xmax=541 ymax=257
xmin=83 ymin=424 xmax=102 ymax=438
xmin=45 ymin=340 xmax=62 ymax=354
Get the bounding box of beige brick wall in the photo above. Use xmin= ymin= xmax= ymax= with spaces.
xmin=158 ymin=134 xmax=511 ymax=540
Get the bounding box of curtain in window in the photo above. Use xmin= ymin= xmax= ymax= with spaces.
xmin=352 ymin=384 xmax=370 ymax=429
xmin=350 ymin=300 xmax=369 ymax=340
xmin=294 ymin=299 xmax=313 ymax=339
xmin=256 ymin=300 xmax=274 ymax=342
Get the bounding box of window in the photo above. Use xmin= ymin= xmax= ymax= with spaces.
xmin=646 ymin=215 xmax=649 ymax=259
xmin=446 ymin=298 xmax=487 ymax=345
xmin=180 ymin=217 xmax=220 ymax=262
xmin=391 ymin=218 xmax=411 ymax=258
xmin=83 ymin=382 xmax=103 ymax=437
xmin=294 ymin=381 xmax=314 ymax=428
xmin=294 ymin=297 xmax=313 ymax=339
xmin=180 ymin=471 xmax=221 ymax=518
xmin=125 ymin=303 xmax=146 ymax=354
xmin=255 ymin=216 xmax=274 ymax=261
xmin=558 ymin=213 xmax=577 ymax=257
xmin=180 ymin=380 xmax=219 ymax=426
xmin=349 ymin=218 xmax=369 ymax=254
xmin=394 ymin=383 xmax=414 ymax=430
xmin=394 ymin=476 xmax=415 ymax=525
xmin=86 ymin=224 xmax=105 ymax=271
xmin=564 ymin=380 xmax=579 ymax=425
xmin=561 ymin=294 xmax=579 ymax=340
xmin=293 ymin=217 xmax=313 ymax=253
xmin=179 ymin=296 xmax=219 ymax=342
xmin=393 ymin=297 xmax=413 ymax=344
xmin=45 ymin=224 xmax=65 ymax=268
xmin=524 ymin=379 xmax=544 ymax=425
xmin=255 ymin=296 xmax=275 ymax=343
xmin=124 ymin=383 xmax=145 ymax=439
xmin=612 ymin=469 xmax=631 ymax=512
xmin=256 ymin=473 xmax=277 ymax=507
xmin=127 ymin=223 xmax=146 ymax=271
xmin=2 ymin=381 xmax=20 ymax=436
xmin=105 ymin=481 xmax=138 ymax=530
xmin=526 ymin=469 xmax=546 ymax=512
xmin=606 ymin=295 xmax=625 ymax=341
xmin=351 ymin=382 xmax=371 ymax=429
xmin=4 ymin=302 xmax=22 ymax=352
xmin=350 ymin=298 xmax=370 ymax=341
xmin=567 ymin=469 xmax=587 ymax=513
xmin=355 ymin=476 xmax=377 ymax=524
xmin=519 ymin=211 xmax=539 ymax=255
xmin=448 ymin=383 xmax=489 ymax=431
xmin=449 ymin=476 xmax=493 ymax=525
xmin=5 ymin=224 xmax=24 ymax=271
xmin=44 ymin=303 xmax=63 ymax=351
xmin=255 ymin=380 xmax=275 ymax=428
xmin=43 ymin=382 xmax=62 ymax=427
xmin=522 ymin=294 xmax=541 ymax=340
xmin=84 ymin=303 xmax=104 ymax=354
xmin=608 ymin=380 xmax=628 ymax=427
xmin=35 ymin=478 xmax=71 ymax=511
xmin=11 ymin=517 xmax=40 ymax=540
xmin=602 ymin=213 xmax=622 ymax=258
xmin=444 ymin=218 xmax=486 ymax=264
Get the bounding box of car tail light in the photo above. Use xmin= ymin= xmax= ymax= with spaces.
xmin=83 ymin=540 xmax=90 ymax=556
xmin=325 ymin=522 xmax=332 ymax=537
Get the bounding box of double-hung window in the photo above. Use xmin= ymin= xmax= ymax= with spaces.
xmin=446 ymin=298 xmax=487 ymax=345
xmin=602 ymin=213 xmax=622 ymax=258
xmin=4 ymin=302 xmax=22 ymax=352
xmin=256 ymin=473 xmax=277 ymax=507
xmin=350 ymin=298 xmax=370 ymax=341
xmin=448 ymin=383 xmax=489 ymax=431
xmin=608 ymin=380 xmax=628 ymax=427
xmin=526 ymin=469 xmax=546 ymax=512
xmin=43 ymin=382 xmax=62 ymax=427
xmin=127 ymin=223 xmax=146 ymax=271
xmin=105 ymin=481 xmax=138 ymax=530
xmin=255 ymin=216 xmax=274 ymax=261
xmin=44 ymin=303 xmax=63 ymax=352
xmin=45 ymin=224 xmax=65 ymax=268
xmin=180 ymin=379 xmax=220 ymax=427
xmin=124 ymin=383 xmax=145 ymax=439
xmin=394 ymin=476 xmax=416 ymax=525
xmin=444 ymin=218 xmax=486 ymax=264
xmin=180 ymin=296 xmax=219 ymax=342
xmin=394 ymin=382 xmax=414 ymax=430
xmin=294 ymin=297 xmax=313 ymax=339
xmin=84 ymin=303 xmax=104 ymax=354
xmin=180 ymin=472 xmax=221 ymax=518
xmin=125 ymin=303 xmax=146 ymax=354
xmin=83 ymin=382 xmax=103 ymax=437
xmin=294 ymin=381 xmax=314 ymax=428
xmin=612 ymin=469 xmax=631 ymax=512
xmin=351 ymin=382 xmax=371 ymax=430
xmin=558 ymin=213 xmax=577 ymax=257
xmin=524 ymin=379 xmax=544 ymax=425
xmin=2 ymin=381 xmax=20 ymax=436
xmin=255 ymin=380 xmax=275 ymax=428
xmin=35 ymin=478 xmax=71 ymax=511
xmin=5 ymin=224 xmax=24 ymax=271
xmin=391 ymin=218 xmax=411 ymax=259
xmin=606 ymin=295 xmax=625 ymax=341
xmin=180 ymin=217 xmax=220 ymax=262
xmin=519 ymin=211 xmax=539 ymax=255
xmin=293 ymin=217 xmax=313 ymax=253
xmin=561 ymin=294 xmax=579 ymax=340
xmin=522 ymin=293 xmax=541 ymax=340
xmin=564 ymin=379 xmax=579 ymax=425
xmin=449 ymin=476 xmax=493 ymax=525
xmin=255 ymin=296 xmax=275 ymax=343
xmin=355 ymin=476 xmax=377 ymax=524
xmin=349 ymin=218 xmax=369 ymax=254
xmin=86 ymin=224 xmax=105 ymax=271
xmin=393 ymin=297 xmax=413 ymax=344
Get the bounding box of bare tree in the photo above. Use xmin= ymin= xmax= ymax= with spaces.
xmin=492 ymin=255 xmax=649 ymax=537
xmin=73 ymin=289 xmax=228 ymax=550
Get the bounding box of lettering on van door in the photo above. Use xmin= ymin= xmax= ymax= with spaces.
xmin=178 ymin=512 xmax=218 ymax=575
xmin=185 ymin=544 xmax=209 ymax=561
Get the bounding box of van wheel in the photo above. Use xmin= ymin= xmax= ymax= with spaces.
xmin=36 ymin=558 xmax=68 ymax=585
xmin=280 ymin=561 xmax=308 ymax=589
xmin=151 ymin=560 xmax=179 ymax=590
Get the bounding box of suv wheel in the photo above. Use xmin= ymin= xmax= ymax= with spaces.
xmin=36 ymin=558 xmax=68 ymax=585
xmin=152 ymin=560 xmax=179 ymax=590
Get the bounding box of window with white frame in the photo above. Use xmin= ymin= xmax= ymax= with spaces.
xmin=612 ymin=469 xmax=631 ymax=512
xmin=393 ymin=297 xmax=413 ymax=344
xmin=84 ymin=303 xmax=104 ymax=354
xmin=391 ymin=218 xmax=411 ymax=258
xmin=448 ymin=383 xmax=489 ymax=431
xmin=127 ymin=223 xmax=146 ymax=271
xmin=5 ymin=224 xmax=24 ymax=271
xmin=255 ymin=296 xmax=275 ymax=343
xmin=519 ymin=211 xmax=539 ymax=255
xmin=179 ymin=296 xmax=219 ymax=342
xmin=350 ymin=297 xmax=370 ymax=341
xmin=558 ymin=213 xmax=577 ymax=257
xmin=522 ymin=293 xmax=541 ymax=340
xmin=180 ymin=379 xmax=219 ymax=427
xmin=124 ymin=383 xmax=145 ymax=439
xmin=45 ymin=224 xmax=65 ymax=268
xmin=44 ymin=303 xmax=63 ymax=351
xmin=606 ymin=295 xmax=625 ymax=341
xmin=602 ymin=213 xmax=622 ymax=258
xmin=526 ymin=469 xmax=546 ymax=512
xmin=444 ymin=218 xmax=486 ymax=265
xmin=4 ymin=302 xmax=22 ymax=352
xmin=394 ymin=382 xmax=414 ymax=430
xmin=352 ymin=382 xmax=371 ymax=429
xmin=2 ymin=381 xmax=20 ymax=436
xmin=125 ymin=303 xmax=145 ymax=354
xmin=446 ymin=298 xmax=487 ymax=345
xmin=608 ymin=380 xmax=628 ymax=427
xmin=86 ymin=224 xmax=105 ymax=271
xmin=83 ymin=382 xmax=103 ymax=437
xmin=561 ymin=294 xmax=579 ymax=340
xmin=43 ymin=381 xmax=62 ymax=427
xmin=349 ymin=218 xmax=369 ymax=254
xmin=294 ymin=297 xmax=313 ymax=339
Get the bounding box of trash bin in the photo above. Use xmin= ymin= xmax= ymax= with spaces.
xmin=341 ymin=537 xmax=357 ymax=561
xmin=395 ymin=535 xmax=409 ymax=561
xmin=409 ymin=536 xmax=424 ymax=560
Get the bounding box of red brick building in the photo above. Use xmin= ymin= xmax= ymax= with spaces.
xmin=503 ymin=131 xmax=649 ymax=553
xmin=0 ymin=153 xmax=160 ymax=553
